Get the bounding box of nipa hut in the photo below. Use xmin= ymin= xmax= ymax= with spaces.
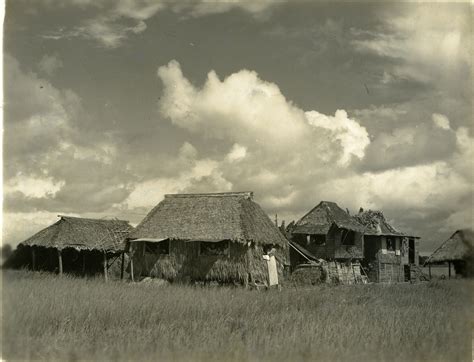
xmin=289 ymin=201 xmax=365 ymax=265
xmin=17 ymin=216 xmax=133 ymax=280
xmin=354 ymin=209 xmax=420 ymax=282
xmin=426 ymin=229 xmax=474 ymax=278
xmin=126 ymin=192 xmax=288 ymax=286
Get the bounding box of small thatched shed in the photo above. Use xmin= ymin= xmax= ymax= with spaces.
xmin=16 ymin=216 xmax=133 ymax=279
xmin=290 ymin=201 xmax=365 ymax=265
xmin=426 ymin=229 xmax=474 ymax=278
xmin=127 ymin=192 xmax=288 ymax=285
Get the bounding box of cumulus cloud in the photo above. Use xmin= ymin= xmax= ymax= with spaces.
xmin=115 ymin=60 xmax=369 ymax=215
xmin=158 ymin=60 xmax=369 ymax=167
xmin=306 ymin=110 xmax=369 ymax=165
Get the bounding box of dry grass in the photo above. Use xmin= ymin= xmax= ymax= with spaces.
xmin=1 ymin=270 xmax=472 ymax=361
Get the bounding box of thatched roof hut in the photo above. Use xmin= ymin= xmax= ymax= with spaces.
xmin=16 ymin=216 xmax=132 ymax=278
xmin=292 ymin=201 xmax=364 ymax=235
xmin=427 ymin=229 xmax=473 ymax=263
xmin=127 ymin=192 xmax=288 ymax=284
xmin=20 ymin=216 xmax=132 ymax=252
xmin=130 ymin=192 xmax=287 ymax=246
xmin=426 ymin=229 xmax=473 ymax=277
xmin=289 ymin=201 xmax=364 ymax=263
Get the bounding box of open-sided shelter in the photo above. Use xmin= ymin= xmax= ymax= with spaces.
xmin=354 ymin=209 xmax=420 ymax=282
xmin=17 ymin=216 xmax=132 ymax=279
xmin=126 ymin=192 xmax=288 ymax=285
xmin=426 ymin=229 xmax=473 ymax=278
xmin=289 ymin=201 xmax=365 ymax=268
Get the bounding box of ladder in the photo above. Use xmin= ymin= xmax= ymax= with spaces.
xmin=410 ymin=264 xmax=430 ymax=282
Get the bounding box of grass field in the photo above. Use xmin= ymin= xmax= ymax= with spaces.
xmin=1 ymin=271 xmax=472 ymax=361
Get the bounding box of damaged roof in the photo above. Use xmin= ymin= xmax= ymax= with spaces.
xmin=354 ymin=210 xmax=408 ymax=237
xmin=292 ymin=201 xmax=364 ymax=235
xmin=427 ymin=229 xmax=473 ymax=263
xmin=20 ymin=216 xmax=133 ymax=252
xmin=128 ymin=191 xmax=288 ymax=246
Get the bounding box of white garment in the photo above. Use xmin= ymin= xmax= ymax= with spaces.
xmin=267 ymin=255 xmax=278 ymax=286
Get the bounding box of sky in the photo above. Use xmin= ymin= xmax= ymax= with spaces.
xmin=3 ymin=0 xmax=472 ymax=252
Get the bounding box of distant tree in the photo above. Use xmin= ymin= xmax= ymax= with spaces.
xmin=2 ymin=244 xmax=13 ymax=260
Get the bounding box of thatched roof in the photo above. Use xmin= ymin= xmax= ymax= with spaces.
xmin=128 ymin=192 xmax=287 ymax=246
xmin=354 ymin=209 xmax=408 ymax=237
xmin=19 ymin=216 xmax=133 ymax=252
xmin=427 ymin=229 xmax=473 ymax=263
xmin=292 ymin=201 xmax=364 ymax=235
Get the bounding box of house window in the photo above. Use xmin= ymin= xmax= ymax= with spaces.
xmin=386 ymin=238 xmax=395 ymax=252
xmin=341 ymin=230 xmax=355 ymax=245
xmin=307 ymin=234 xmax=326 ymax=246
xmin=145 ymin=240 xmax=169 ymax=255
xmin=200 ymin=240 xmax=230 ymax=257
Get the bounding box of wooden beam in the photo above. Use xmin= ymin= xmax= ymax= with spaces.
xmin=31 ymin=248 xmax=36 ymax=271
xmin=130 ymin=256 xmax=134 ymax=282
xmin=429 ymin=264 xmax=432 ymax=279
xmin=448 ymin=261 xmax=451 ymax=279
xmin=58 ymin=249 xmax=63 ymax=276
xmin=120 ymin=252 xmax=125 ymax=280
xmin=103 ymin=251 xmax=108 ymax=282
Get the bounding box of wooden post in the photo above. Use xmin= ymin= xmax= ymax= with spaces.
xmin=429 ymin=264 xmax=432 ymax=279
xmin=120 ymin=252 xmax=125 ymax=280
xmin=103 ymin=251 xmax=108 ymax=282
xmin=31 ymin=248 xmax=36 ymax=271
xmin=82 ymin=252 xmax=86 ymax=276
xmin=130 ymin=256 xmax=135 ymax=282
xmin=58 ymin=249 xmax=63 ymax=275
xmin=448 ymin=261 xmax=451 ymax=279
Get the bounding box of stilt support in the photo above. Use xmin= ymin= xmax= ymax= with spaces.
xmin=103 ymin=251 xmax=108 ymax=282
xmin=130 ymin=256 xmax=134 ymax=282
xmin=58 ymin=249 xmax=63 ymax=275
xmin=31 ymin=248 xmax=36 ymax=271
xmin=120 ymin=252 xmax=125 ymax=280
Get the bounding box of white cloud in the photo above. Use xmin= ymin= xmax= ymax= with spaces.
xmin=157 ymin=60 xmax=369 ymax=168
xmin=38 ymin=54 xmax=63 ymax=76
xmin=351 ymin=4 xmax=470 ymax=86
xmin=2 ymin=211 xmax=60 ymax=247
xmin=226 ymin=143 xmax=247 ymax=162
xmin=123 ymin=143 xmax=232 ymax=209
xmin=5 ymin=175 xmax=65 ymax=198
xmin=41 ymin=0 xmax=276 ymax=48
xmin=432 ymin=113 xmax=451 ymax=130
xmin=306 ymin=110 xmax=369 ymax=165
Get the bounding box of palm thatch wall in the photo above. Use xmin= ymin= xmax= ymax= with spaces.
xmin=128 ymin=192 xmax=289 ymax=284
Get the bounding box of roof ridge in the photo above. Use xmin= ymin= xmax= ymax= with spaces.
xmin=58 ymin=215 xmax=129 ymax=223
xmin=165 ymin=191 xmax=253 ymax=199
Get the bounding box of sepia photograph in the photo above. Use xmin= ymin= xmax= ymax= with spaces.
xmin=1 ymin=1 xmax=472 ymax=361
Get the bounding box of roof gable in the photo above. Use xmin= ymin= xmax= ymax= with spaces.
xmin=292 ymin=201 xmax=364 ymax=234
xmin=129 ymin=192 xmax=287 ymax=246
xmin=20 ymin=216 xmax=133 ymax=252
xmin=354 ymin=210 xmax=407 ymax=237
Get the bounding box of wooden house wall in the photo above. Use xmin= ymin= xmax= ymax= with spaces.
xmin=291 ymin=230 xmax=336 ymax=260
